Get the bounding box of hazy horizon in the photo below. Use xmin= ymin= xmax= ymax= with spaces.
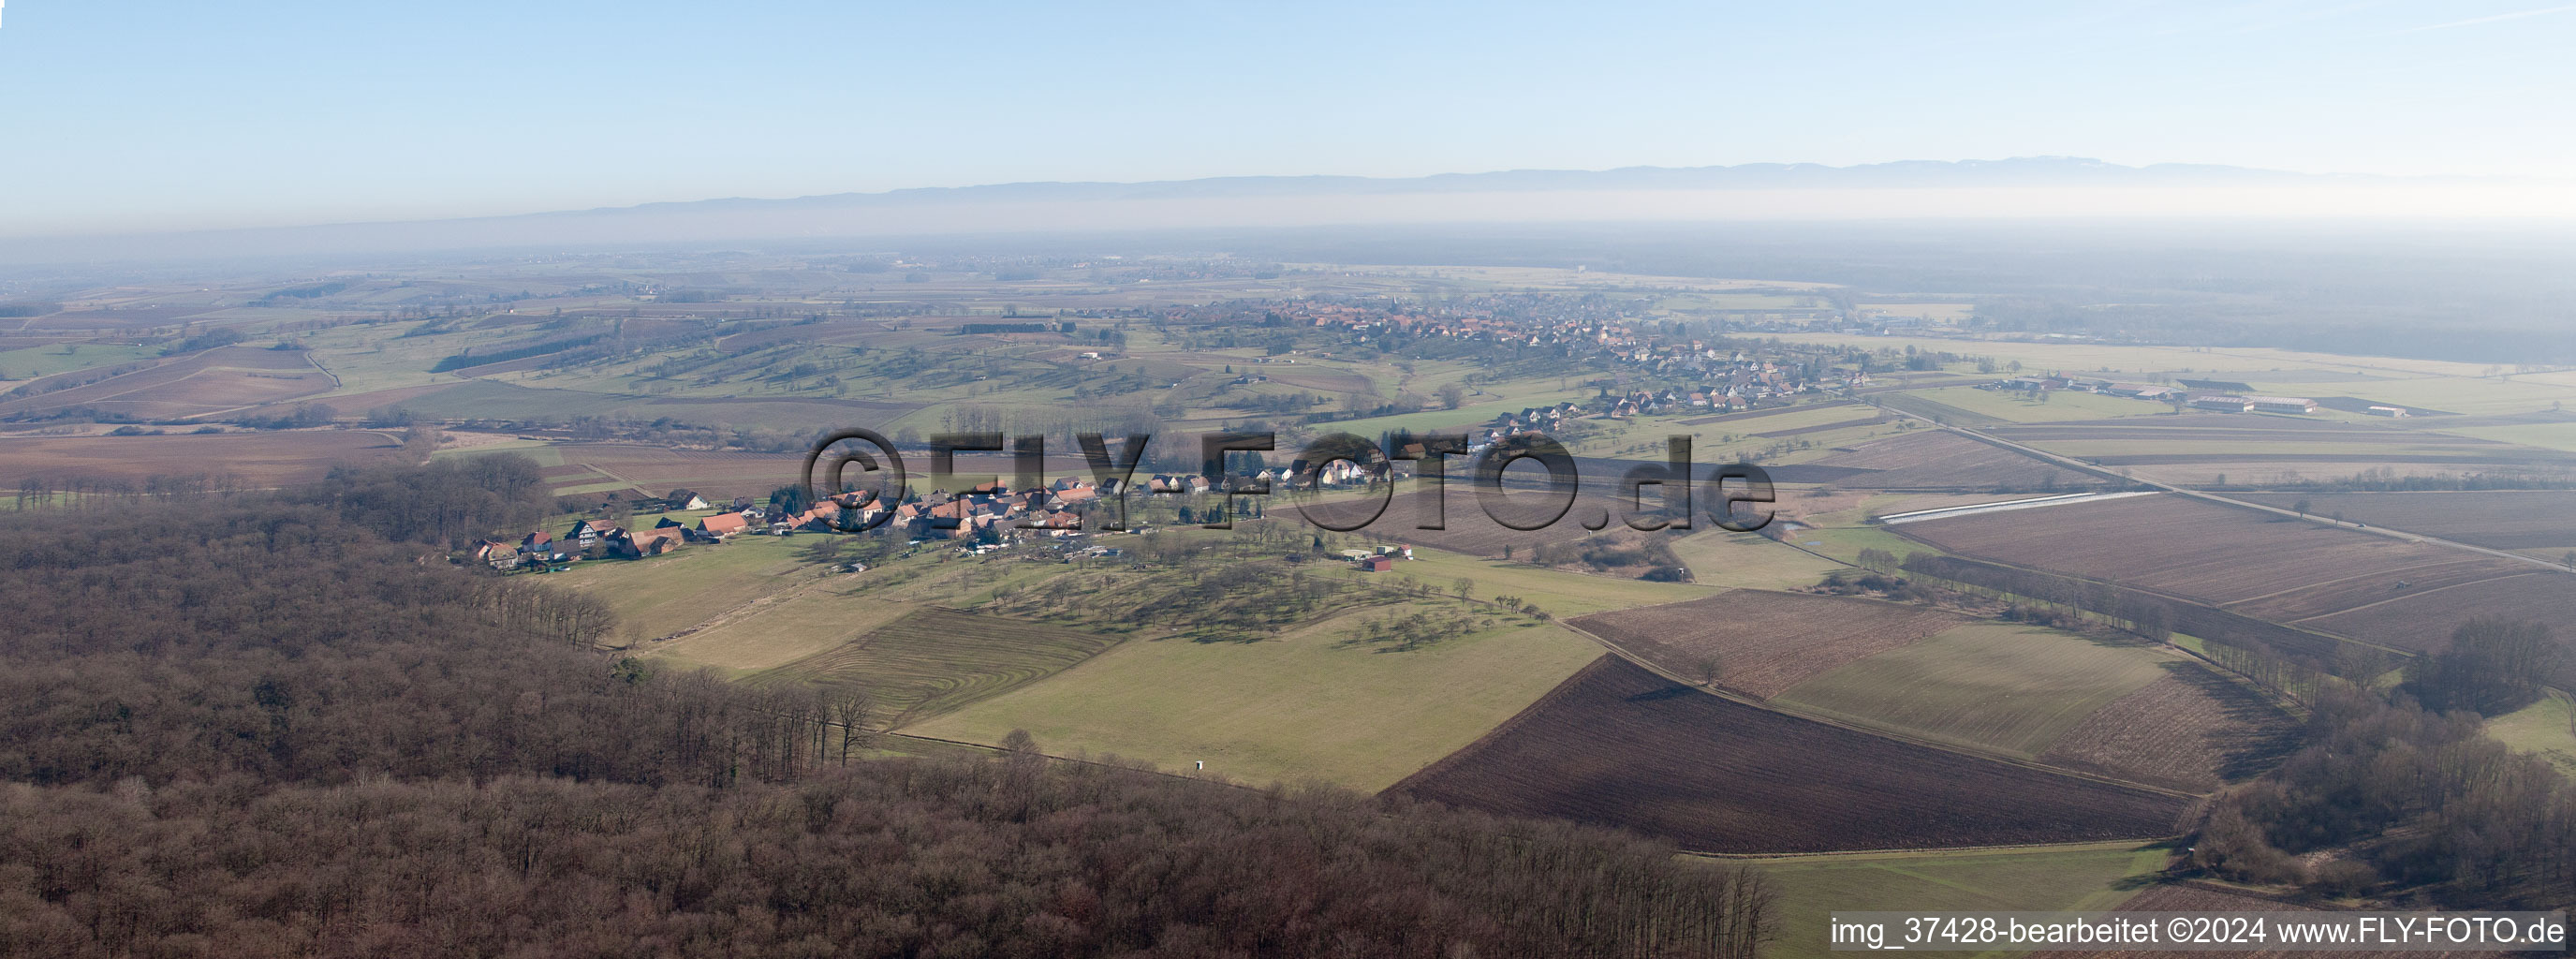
xmin=4 ymin=1 xmax=2573 ymax=237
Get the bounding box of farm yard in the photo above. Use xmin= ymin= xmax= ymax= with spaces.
xmin=1388 ymin=657 xmax=2191 ymax=853
xmin=1568 ymin=590 xmax=1968 ymax=699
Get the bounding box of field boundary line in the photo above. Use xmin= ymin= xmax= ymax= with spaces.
xmin=302 ymin=348 xmax=341 ymax=389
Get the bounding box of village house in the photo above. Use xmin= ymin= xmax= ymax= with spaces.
xmin=611 ymin=527 xmax=684 ymax=558
xmin=695 ymin=511 xmax=752 ymax=539
xmin=566 ymin=519 xmax=619 ymax=553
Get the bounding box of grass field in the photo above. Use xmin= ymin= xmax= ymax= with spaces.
xmin=749 ymin=608 xmax=1124 ymax=725
xmin=2490 ymin=691 xmax=2576 ymax=775
xmin=2446 ymin=421 xmax=2576 ymax=452
xmin=1751 ymin=842 xmax=2171 ymax=959
xmin=1771 ymin=623 xmax=2181 ymax=759
xmin=650 ymin=591 xmax=918 ymax=675
xmin=0 ymin=342 xmax=162 ymax=381
xmin=1901 ymin=385 xmax=2165 ymax=424
xmin=1667 ymin=528 xmax=1846 ymax=589
xmin=547 ymin=534 xmax=817 ymax=641
xmin=904 ymin=611 xmax=1606 ymax=791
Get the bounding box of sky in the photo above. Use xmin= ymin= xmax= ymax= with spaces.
xmin=0 ymin=0 xmax=2570 ymax=237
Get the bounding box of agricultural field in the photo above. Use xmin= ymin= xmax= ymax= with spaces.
xmin=1753 ymin=842 xmax=2172 ymax=959
xmin=1389 ymin=657 xmax=2190 ymax=854
xmin=748 ymin=608 xmax=1123 ymax=726
xmin=2039 ymin=668 xmax=2300 ymax=792
xmin=1568 ymin=590 xmax=1968 ymax=698
xmin=0 ymin=428 xmax=402 ymax=489
xmin=321 ymin=377 xmax=920 ymax=434
xmin=545 ymin=532 xmax=820 ymax=641
xmin=903 ymin=608 xmax=1606 ymax=791
xmin=1893 ymin=493 xmax=2576 ymax=654
xmin=2439 ymin=416 xmax=2576 ymax=453
xmin=1896 ymin=385 xmax=2169 ymax=424
xmin=2236 ymin=490 xmax=2576 ymax=553
xmin=0 ymin=346 xmax=334 ymax=420
xmin=2300 ymin=572 xmax=2576 ymax=655
xmin=0 ymin=342 xmax=162 ymax=381
xmin=649 ymin=591 xmax=919 ymax=675
xmin=531 ymin=442 xmax=805 ymax=499
xmin=1982 ymin=414 xmax=2570 ymax=487
xmin=1808 ymin=430 xmax=2108 ymax=492
xmin=1771 ymin=624 xmax=2182 ymax=758
xmin=1665 ymin=528 xmax=1846 ymax=590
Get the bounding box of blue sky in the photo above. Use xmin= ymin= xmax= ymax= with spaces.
xmin=0 ymin=1 xmax=2569 ymax=236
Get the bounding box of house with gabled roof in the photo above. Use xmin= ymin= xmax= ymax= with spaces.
xmin=697 ymin=512 xmax=750 ymax=538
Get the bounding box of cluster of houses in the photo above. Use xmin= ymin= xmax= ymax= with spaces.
xmin=1186 ymin=297 xmax=1863 ymax=387
xmin=475 ymin=464 xmax=1435 ymax=572
xmin=1982 ymin=375 xmax=2341 ymax=415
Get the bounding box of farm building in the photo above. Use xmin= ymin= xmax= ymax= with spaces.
xmin=698 ymin=512 xmax=750 ymax=538
xmin=2245 ymin=395 xmax=2318 ymax=414
xmin=567 ymin=519 xmax=619 ymax=551
xmin=2189 ymin=395 xmax=2255 ymax=412
xmin=613 ymin=527 xmax=684 ymax=558
xmin=1359 ymin=555 xmax=1396 ymax=572
xmin=2366 ymin=406 xmax=2411 ymax=418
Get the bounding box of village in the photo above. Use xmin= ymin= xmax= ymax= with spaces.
xmin=475 ymin=467 xmax=1430 ymax=575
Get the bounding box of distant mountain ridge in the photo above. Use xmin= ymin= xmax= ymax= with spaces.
xmin=0 ymin=157 xmax=2539 ymax=265
xmin=602 ymin=156 xmax=2347 ymax=214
